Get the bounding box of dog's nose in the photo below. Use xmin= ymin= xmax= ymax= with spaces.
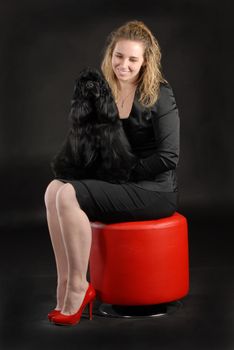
xmin=86 ymin=81 xmax=94 ymax=89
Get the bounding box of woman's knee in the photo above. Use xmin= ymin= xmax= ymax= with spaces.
xmin=56 ymin=183 xmax=80 ymax=214
xmin=44 ymin=179 xmax=64 ymax=210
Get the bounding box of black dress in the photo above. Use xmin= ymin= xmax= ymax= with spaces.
xmin=56 ymin=82 xmax=180 ymax=224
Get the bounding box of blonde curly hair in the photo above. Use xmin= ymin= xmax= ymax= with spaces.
xmin=101 ymin=20 xmax=166 ymax=108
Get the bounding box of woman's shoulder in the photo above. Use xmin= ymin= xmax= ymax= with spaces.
xmin=155 ymin=81 xmax=177 ymax=115
xmin=159 ymin=81 xmax=174 ymax=96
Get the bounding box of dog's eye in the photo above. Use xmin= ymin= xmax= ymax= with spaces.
xmin=86 ymin=81 xmax=94 ymax=89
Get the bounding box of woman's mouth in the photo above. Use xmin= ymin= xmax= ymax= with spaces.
xmin=117 ymin=68 xmax=130 ymax=76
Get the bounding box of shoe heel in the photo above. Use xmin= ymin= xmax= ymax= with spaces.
xmin=89 ymin=300 xmax=94 ymax=320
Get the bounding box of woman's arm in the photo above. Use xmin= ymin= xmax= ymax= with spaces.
xmin=130 ymin=83 xmax=180 ymax=180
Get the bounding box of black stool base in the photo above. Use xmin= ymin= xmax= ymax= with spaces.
xmin=95 ymin=301 xmax=182 ymax=318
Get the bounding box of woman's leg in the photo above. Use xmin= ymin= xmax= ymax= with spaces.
xmin=56 ymin=183 xmax=92 ymax=315
xmin=44 ymin=180 xmax=69 ymax=310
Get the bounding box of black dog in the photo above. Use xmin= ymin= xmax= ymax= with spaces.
xmin=51 ymin=67 xmax=136 ymax=183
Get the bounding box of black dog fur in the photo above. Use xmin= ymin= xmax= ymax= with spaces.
xmin=51 ymin=67 xmax=137 ymax=183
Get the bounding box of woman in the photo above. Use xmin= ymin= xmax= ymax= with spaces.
xmin=44 ymin=20 xmax=180 ymax=326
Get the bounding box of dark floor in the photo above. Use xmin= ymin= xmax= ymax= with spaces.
xmin=0 ymin=209 xmax=233 ymax=350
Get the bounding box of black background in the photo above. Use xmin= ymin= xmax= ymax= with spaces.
xmin=1 ymin=0 xmax=234 ymax=226
xmin=1 ymin=1 xmax=234 ymax=349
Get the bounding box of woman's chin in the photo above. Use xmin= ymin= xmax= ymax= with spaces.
xmin=116 ymin=74 xmax=136 ymax=84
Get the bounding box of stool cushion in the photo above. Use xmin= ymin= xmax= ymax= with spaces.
xmin=90 ymin=212 xmax=189 ymax=305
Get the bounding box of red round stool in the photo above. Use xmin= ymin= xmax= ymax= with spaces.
xmin=89 ymin=212 xmax=189 ymax=317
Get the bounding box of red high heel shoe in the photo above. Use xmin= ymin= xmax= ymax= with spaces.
xmin=52 ymin=283 xmax=96 ymax=326
xmin=48 ymin=309 xmax=61 ymax=322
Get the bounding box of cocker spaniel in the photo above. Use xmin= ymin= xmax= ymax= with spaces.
xmin=51 ymin=67 xmax=136 ymax=183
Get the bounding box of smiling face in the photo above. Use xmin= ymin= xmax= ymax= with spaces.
xmin=111 ymin=39 xmax=145 ymax=85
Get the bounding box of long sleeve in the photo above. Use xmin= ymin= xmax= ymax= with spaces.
xmin=130 ymin=83 xmax=180 ymax=181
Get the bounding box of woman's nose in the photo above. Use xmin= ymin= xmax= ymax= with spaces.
xmin=121 ymin=59 xmax=129 ymax=69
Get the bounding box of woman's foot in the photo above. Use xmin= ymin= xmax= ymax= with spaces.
xmin=61 ymin=281 xmax=89 ymax=315
xmin=48 ymin=280 xmax=67 ymax=321
xmin=52 ymin=283 xmax=96 ymax=325
xmin=48 ymin=309 xmax=61 ymax=322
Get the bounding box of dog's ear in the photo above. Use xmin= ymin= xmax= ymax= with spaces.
xmin=92 ymin=74 xmax=119 ymax=123
xmin=69 ymin=77 xmax=95 ymax=127
xmin=69 ymin=99 xmax=94 ymax=127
